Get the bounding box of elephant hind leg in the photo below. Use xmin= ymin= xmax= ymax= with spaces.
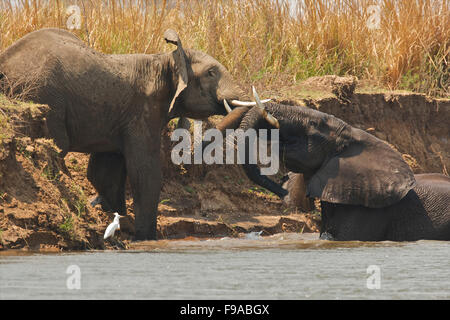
xmin=87 ymin=152 xmax=127 ymax=215
xmin=44 ymin=106 xmax=72 ymax=176
xmin=440 ymin=224 xmax=450 ymax=240
xmin=46 ymin=107 xmax=70 ymax=156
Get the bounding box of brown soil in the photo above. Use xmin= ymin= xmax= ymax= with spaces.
xmin=0 ymin=77 xmax=448 ymax=251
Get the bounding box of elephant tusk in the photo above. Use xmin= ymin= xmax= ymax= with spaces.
xmin=230 ymin=99 xmax=271 ymax=107
xmin=252 ymin=86 xmax=280 ymax=129
xmin=264 ymin=111 xmax=280 ymax=129
xmin=252 ymin=86 xmax=266 ymax=111
xmin=223 ymin=99 xmax=233 ymax=113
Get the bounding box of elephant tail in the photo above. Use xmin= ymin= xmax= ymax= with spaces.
xmin=0 ymin=70 xmax=5 ymax=94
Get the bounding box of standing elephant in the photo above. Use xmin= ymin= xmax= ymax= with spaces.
xmin=0 ymin=28 xmax=257 ymax=240
xmin=215 ymin=90 xmax=450 ymax=241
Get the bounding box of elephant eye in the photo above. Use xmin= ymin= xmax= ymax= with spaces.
xmin=207 ymin=68 xmax=216 ymax=77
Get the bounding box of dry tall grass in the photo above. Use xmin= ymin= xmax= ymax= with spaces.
xmin=0 ymin=0 xmax=448 ymax=97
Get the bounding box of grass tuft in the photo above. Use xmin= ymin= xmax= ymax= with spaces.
xmin=70 ymin=184 xmax=87 ymax=217
xmin=59 ymin=214 xmax=74 ymax=234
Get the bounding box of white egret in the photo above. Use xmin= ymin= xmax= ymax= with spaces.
xmin=104 ymin=212 xmax=124 ymax=240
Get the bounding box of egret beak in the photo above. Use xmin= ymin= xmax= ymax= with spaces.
xmin=252 ymin=86 xmax=280 ymax=129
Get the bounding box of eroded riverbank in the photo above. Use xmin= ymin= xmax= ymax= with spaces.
xmin=0 ymin=82 xmax=448 ymax=251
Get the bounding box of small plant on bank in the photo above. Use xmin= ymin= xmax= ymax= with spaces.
xmin=159 ymin=199 xmax=171 ymax=205
xmin=15 ymin=139 xmax=33 ymax=159
xmin=0 ymin=109 xmax=10 ymax=144
xmin=184 ymin=185 xmax=195 ymax=194
xmin=41 ymin=162 xmax=62 ymax=181
xmin=70 ymin=184 xmax=87 ymax=217
xmin=248 ymin=186 xmax=276 ymax=197
xmin=59 ymin=214 xmax=74 ymax=235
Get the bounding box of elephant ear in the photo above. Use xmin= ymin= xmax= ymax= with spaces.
xmin=307 ymin=129 xmax=416 ymax=208
xmin=164 ymin=29 xmax=188 ymax=113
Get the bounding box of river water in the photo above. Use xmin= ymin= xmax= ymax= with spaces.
xmin=1 ymin=233 xmax=449 ymax=299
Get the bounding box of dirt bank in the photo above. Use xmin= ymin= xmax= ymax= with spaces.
xmin=0 ymin=79 xmax=448 ymax=251
xmin=306 ymin=93 xmax=449 ymax=174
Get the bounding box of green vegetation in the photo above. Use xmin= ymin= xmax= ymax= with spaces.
xmin=59 ymin=214 xmax=74 ymax=234
xmin=184 ymin=185 xmax=196 ymax=194
xmin=70 ymin=184 xmax=87 ymax=217
xmin=58 ymin=197 xmax=77 ymax=238
xmin=67 ymin=157 xmax=86 ymax=172
xmin=0 ymin=111 xmax=8 ymax=143
xmin=247 ymin=186 xmax=276 ymax=197
xmin=0 ymin=95 xmax=13 ymax=143
xmin=15 ymin=139 xmax=33 ymax=159
xmin=159 ymin=199 xmax=171 ymax=205
xmin=41 ymin=164 xmax=61 ymax=181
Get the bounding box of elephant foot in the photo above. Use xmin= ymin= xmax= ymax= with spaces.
xmin=319 ymin=232 xmax=336 ymax=241
xmin=134 ymin=229 xmax=157 ymax=241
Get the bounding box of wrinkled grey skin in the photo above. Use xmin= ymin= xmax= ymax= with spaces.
xmin=319 ymin=173 xmax=450 ymax=241
xmin=216 ymin=103 xmax=449 ymax=241
xmin=0 ymin=28 xmax=244 ymax=240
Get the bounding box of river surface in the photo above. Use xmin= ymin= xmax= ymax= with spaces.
xmin=1 ymin=233 xmax=449 ymax=299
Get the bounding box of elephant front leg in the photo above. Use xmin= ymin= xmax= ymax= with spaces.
xmin=124 ymin=141 xmax=162 ymax=241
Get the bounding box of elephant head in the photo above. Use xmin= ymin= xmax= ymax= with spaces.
xmin=163 ymin=30 xmax=266 ymax=120
xmin=227 ymin=88 xmax=416 ymax=208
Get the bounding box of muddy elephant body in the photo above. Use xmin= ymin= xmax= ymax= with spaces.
xmin=320 ymin=174 xmax=450 ymax=241
xmin=217 ymin=100 xmax=450 ymax=241
xmin=0 ymin=28 xmax=245 ymax=240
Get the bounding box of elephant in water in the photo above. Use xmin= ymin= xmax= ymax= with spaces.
xmin=213 ymin=89 xmax=450 ymax=241
xmin=0 ymin=28 xmax=261 ymax=240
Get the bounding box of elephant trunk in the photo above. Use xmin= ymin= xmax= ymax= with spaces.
xmin=238 ymin=107 xmax=288 ymax=199
xmin=201 ymin=105 xmax=251 ymax=154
